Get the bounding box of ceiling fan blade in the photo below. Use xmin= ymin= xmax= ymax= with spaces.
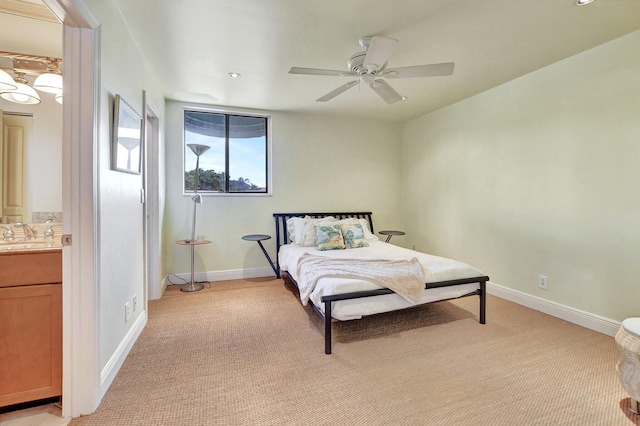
xmin=289 ymin=67 xmax=353 ymax=77
xmin=382 ymin=62 xmax=455 ymax=79
xmin=363 ymin=36 xmax=398 ymax=70
xmin=369 ymin=79 xmax=404 ymax=104
xmin=316 ymin=80 xmax=359 ymax=102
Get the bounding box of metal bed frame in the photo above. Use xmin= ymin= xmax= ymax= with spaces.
xmin=273 ymin=212 xmax=489 ymax=354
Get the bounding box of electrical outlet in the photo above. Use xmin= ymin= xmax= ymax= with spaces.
xmin=125 ymin=302 xmax=131 ymax=323
xmin=133 ymin=295 xmax=137 ymax=312
xmin=538 ymin=275 xmax=548 ymax=290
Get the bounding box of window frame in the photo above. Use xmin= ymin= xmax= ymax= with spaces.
xmin=182 ymin=106 xmax=272 ymax=197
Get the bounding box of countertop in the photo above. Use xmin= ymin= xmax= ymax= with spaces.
xmin=0 ymin=240 xmax=63 ymax=255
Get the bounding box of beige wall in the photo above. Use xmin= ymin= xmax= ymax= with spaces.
xmin=402 ymin=30 xmax=640 ymax=321
xmin=84 ymin=0 xmax=165 ymax=371
xmin=163 ymin=101 xmax=403 ymax=278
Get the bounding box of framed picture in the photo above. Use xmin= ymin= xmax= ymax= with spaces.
xmin=112 ymin=94 xmax=142 ymax=174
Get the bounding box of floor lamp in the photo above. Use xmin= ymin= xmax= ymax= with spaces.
xmin=182 ymin=143 xmax=211 ymax=292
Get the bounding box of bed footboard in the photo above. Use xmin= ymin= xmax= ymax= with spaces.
xmin=284 ymin=272 xmax=489 ymax=354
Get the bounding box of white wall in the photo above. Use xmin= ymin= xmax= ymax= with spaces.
xmin=163 ymin=101 xmax=403 ymax=280
xmin=84 ymin=0 xmax=165 ymax=391
xmin=0 ymin=13 xmax=62 ymax=217
xmin=402 ymin=30 xmax=640 ymax=322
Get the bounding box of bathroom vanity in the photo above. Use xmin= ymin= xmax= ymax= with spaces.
xmin=0 ymin=248 xmax=62 ymax=407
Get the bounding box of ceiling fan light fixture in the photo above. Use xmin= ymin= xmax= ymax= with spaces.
xmin=576 ymin=0 xmax=595 ymax=5
xmin=0 ymin=73 xmax=41 ymax=105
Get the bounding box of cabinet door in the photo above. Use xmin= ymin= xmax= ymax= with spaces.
xmin=0 ymin=283 xmax=62 ymax=407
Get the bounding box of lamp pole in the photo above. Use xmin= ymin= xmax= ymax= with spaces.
xmin=182 ymin=143 xmax=210 ymax=292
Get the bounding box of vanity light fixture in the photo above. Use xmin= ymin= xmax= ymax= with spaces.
xmin=0 ymin=72 xmax=41 ymax=104
xmin=33 ymin=60 xmax=63 ymax=95
xmin=0 ymin=68 xmax=17 ymax=91
xmin=576 ymin=0 xmax=595 ymax=5
xmin=0 ymin=52 xmax=63 ymax=105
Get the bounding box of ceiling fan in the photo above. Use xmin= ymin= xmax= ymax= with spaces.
xmin=289 ymin=35 xmax=455 ymax=104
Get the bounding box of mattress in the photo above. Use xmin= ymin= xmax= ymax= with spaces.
xmin=278 ymin=241 xmax=485 ymax=321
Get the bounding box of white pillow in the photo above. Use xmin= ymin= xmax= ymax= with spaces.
xmin=286 ymin=216 xmax=308 ymax=244
xmin=299 ymin=216 xmax=336 ymax=246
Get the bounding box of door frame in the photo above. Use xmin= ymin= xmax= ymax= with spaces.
xmin=44 ymin=0 xmax=100 ymax=417
xmin=143 ymin=92 xmax=163 ymax=301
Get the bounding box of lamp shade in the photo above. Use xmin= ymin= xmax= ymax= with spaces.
xmin=187 ymin=143 xmax=211 ymax=157
xmin=0 ymin=68 xmax=17 ymax=91
xmin=0 ymin=80 xmax=40 ymax=104
xmin=33 ymin=72 xmax=63 ymax=95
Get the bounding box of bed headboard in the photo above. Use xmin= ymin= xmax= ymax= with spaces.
xmin=272 ymin=212 xmax=374 ymax=276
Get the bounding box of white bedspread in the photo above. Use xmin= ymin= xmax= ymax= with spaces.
xmin=279 ymin=241 xmax=485 ymax=320
xmin=296 ymin=254 xmax=425 ymax=305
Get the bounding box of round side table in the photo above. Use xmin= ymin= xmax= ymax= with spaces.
xmin=242 ymin=234 xmax=277 ymax=276
xmin=176 ymin=239 xmax=211 ymax=292
xmin=378 ymin=230 xmax=405 ymax=243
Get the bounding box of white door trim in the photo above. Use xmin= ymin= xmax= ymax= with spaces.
xmin=143 ymin=93 xmax=163 ymax=301
xmin=43 ymin=0 xmax=101 ymax=418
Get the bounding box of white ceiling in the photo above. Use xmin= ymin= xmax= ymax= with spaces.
xmin=115 ymin=0 xmax=640 ymax=122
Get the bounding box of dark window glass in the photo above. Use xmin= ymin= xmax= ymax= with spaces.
xmin=184 ymin=110 xmax=268 ymax=194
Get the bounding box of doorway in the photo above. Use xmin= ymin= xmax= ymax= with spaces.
xmin=0 ymin=112 xmax=31 ymax=223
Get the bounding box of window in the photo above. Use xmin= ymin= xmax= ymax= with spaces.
xmin=183 ymin=109 xmax=269 ymax=194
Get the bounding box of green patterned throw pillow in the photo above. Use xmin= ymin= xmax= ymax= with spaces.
xmin=341 ymin=223 xmax=369 ymax=249
xmin=315 ymin=224 xmax=345 ymax=251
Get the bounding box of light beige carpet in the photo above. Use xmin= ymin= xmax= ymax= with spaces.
xmin=70 ymin=279 xmax=639 ymax=425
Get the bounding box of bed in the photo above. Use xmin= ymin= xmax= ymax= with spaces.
xmin=274 ymin=212 xmax=489 ymax=354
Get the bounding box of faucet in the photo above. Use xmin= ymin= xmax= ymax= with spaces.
xmin=14 ymin=222 xmax=37 ymax=240
xmin=44 ymin=225 xmax=55 ymax=240
xmin=3 ymin=226 xmax=14 ymax=241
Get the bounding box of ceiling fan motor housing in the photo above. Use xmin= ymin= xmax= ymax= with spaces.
xmin=347 ymin=51 xmax=385 ymax=75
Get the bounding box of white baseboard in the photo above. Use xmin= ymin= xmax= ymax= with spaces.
xmin=162 ymin=274 xmax=621 ymax=336
xmin=487 ymin=282 xmax=620 ymax=337
xmin=163 ymin=267 xmax=275 ymax=286
xmin=99 ymin=311 xmax=147 ymax=399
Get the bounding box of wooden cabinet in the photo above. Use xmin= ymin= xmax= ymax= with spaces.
xmin=0 ymin=250 xmax=62 ymax=408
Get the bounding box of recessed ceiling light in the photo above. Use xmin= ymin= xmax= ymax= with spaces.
xmin=228 ymin=72 xmax=241 ymax=78
xmin=576 ymin=0 xmax=595 ymax=5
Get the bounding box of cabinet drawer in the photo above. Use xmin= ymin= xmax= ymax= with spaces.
xmin=0 ymin=251 xmax=62 ymax=287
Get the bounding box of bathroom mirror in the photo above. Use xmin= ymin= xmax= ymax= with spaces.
xmin=0 ymin=107 xmax=62 ymax=224
xmin=0 ymin=15 xmax=63 ymax=225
